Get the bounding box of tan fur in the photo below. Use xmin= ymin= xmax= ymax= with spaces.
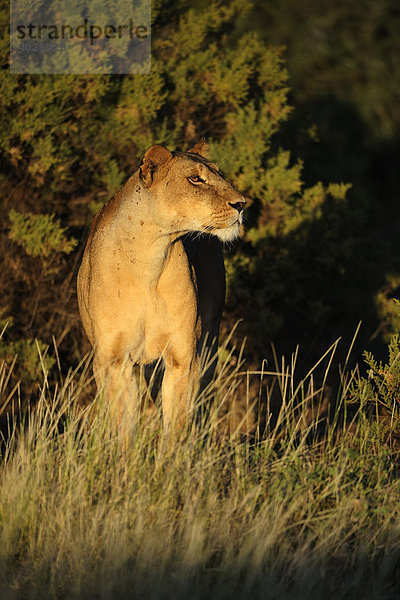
xmin=77 ymin=142 xmax=245 ymax=433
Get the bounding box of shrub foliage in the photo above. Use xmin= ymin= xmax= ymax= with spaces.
xmin=0 ymin=0 xmax=397 ymax=394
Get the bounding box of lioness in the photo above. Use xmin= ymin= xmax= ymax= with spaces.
xmin=77 ymin=141 xmax=245 ymax=431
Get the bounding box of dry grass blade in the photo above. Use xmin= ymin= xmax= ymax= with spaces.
xmin=0 ymin=335 xmax=399 ymax=600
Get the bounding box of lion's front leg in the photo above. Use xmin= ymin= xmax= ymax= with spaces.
xmin=161 ymin=352 xmax=200 ymax=431
xmin=93 ymin=352 xmax=140 ymax=437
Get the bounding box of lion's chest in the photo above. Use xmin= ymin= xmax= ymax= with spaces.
xmin=140 ymin=250 xmax=199 ymax=364
xmin=91 ymin=236 xmax=200 ymax=365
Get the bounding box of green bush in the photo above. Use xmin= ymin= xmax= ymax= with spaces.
xmin=0 ymin=0 xmax=303 ymax=371
xmin=0 ymin=0 xmax=390 ymax=382
xmin=8 ymin=210 xmax=77 ymax=274
xmin=0 ymin=337 xmax=55 ymax=386
xmin=0 ymin=312 xmax=55 ymax=390
xmin=350 ymin=334 xmax=400 ymax=414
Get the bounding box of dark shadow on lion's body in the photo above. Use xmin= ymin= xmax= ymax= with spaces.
xmin=144 ymin=233 xmax=225 ymax=411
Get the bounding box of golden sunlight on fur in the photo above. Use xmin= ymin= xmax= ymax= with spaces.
xmin=77 ymin=140 xmax=245 ymax=433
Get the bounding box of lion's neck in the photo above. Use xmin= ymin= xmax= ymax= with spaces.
xmin=111 ymin=173 xmax=178 ymax=290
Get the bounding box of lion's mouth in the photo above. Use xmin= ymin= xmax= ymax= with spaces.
xmin=213 ymin=220 xmax=241 ymax=243
xmin=226 ymin=217 xmax=241 ymax=229
xmin=205 ymin=216 xmax=240 ymax=231
xmin=201 ymin=213 xmax=241 ymax=242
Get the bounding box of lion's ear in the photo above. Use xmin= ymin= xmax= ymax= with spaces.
xmin=139 ymin=145 xmax=173 ymax=187
xmin=187 ymin=138 xmax=209 ymax=158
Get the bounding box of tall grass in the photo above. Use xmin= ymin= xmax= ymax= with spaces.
xmin=0 ymin=340 xmax=400 ymax=600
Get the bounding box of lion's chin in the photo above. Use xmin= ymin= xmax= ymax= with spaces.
xmin=214 ymin=221 xmax=241 ymax=242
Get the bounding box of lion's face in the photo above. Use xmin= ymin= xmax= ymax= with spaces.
xmin=139 ymin=145 xmax=245 ymax=241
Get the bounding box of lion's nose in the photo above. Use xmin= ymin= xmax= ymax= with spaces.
xmin=228 ymin=199 xmax=246 ymax=213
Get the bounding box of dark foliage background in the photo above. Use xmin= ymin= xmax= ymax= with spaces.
xmin=0 ymin=0 xmax=399 ymax=399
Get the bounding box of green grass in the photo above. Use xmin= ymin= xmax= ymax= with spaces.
xmin=0 ymin=340 xmax=400 ymax=600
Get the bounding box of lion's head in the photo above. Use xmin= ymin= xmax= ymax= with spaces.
xmin=138 ymin=141 xmax=245 ymax=242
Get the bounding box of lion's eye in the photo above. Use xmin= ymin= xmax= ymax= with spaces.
xmin=188 ymin=175 xmax=206 ymax=185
